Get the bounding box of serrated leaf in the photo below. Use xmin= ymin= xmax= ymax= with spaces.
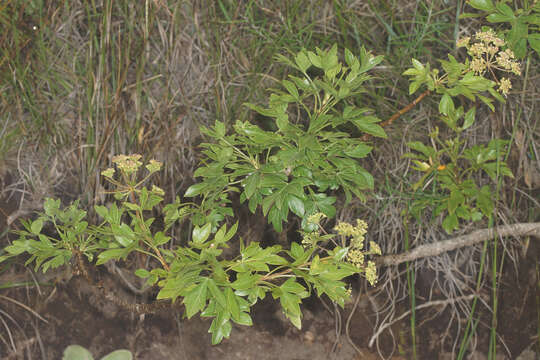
xmin=244 ymin=172 xmax=260 ymax=199
xmin=307 ymin=51 xmax=322 ymax=68
xmin=134 ymin=269 xmax=150 ymax=278
xmin=351 ymin=119 xmax=387 ymax=138
xmin=208 ymin=278 xmax=227 ymax=309
xmin=96 ymin=248 xmax=130 ymax=265
xmin=94 ymin=205 xmax=109 ymax=221
xmin=344 ymin=48 xmax=355 ymax=66
xmin=225 ymin=287 xmax=240 ymax=320
xmin=43 ymin=198 xmax=60 ymax=217
xmin=192 ymin=223 xmax=212 ymax=244
xmin=411 ymin=58 xmax=425 ymax=71
xmin=407 ymin=141 xmax=435 ymax=158
xmin=210 ymin=316 xmax=232 ymax=345
xmin=233 ymin=312 xmax=253 ymax=326
xmin=477 ymin=185 xmax=494 ymax=216
xmin=333 ymin=247 xmax=348 ymax=261
xmin=215 ymin=121 xmax=226 ymax=138
xmin=528 ymin=34 xmax=540 ymax=55
xmin=184 ymin=183 xmax=206 ymax=197
xmin=112 ymin=223 xmax=135 ymax=247
xmin=448 ymin=190 xmax=465 ymax=214
xmin=279 ymin=292 xmax=302 ymax=319
xmin=295 ymin=51 xmax=311 ymax=72
xmin=281 ymin=278 xmax=307 ymax=296
xmin=495 ymin=3 xmax=515 ymax=18
xmin=282 ymin=79 xmax=299 ymax=99
xmin=268 ymin=205 xmax=284 ymax=232
xmin=30 ymin=219 xmax=44 ymax=235
xmin=290 ymin=242 xmax=304 ymax=260
xmin=442 ymin=213 xmax=458 ymax=234
xmin=184 ymin=278 xmax=208 ymax=318
xmin=439 ymin=93 xmax=454 ymax=115
xmin=154 ymin=231 xmax=170 ymax=246
xmin=462 ymin=107 xmax=476 ymax=130
xmin=344 ymin=144 xmax=372 ymax=158
xmin=287 ymin=195 xmax=305 ymax=217
xmin=409 ymin=80 xmax=422 ymax=94
xmin=232 ymin=273 xmax=260 ymax=290
xmin=486 ymin=13 xmax=513 ymax=22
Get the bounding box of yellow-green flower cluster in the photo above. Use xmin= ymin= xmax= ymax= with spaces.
xmin=307 ymin=212 xmax=326 ymax=226
xmin=347 ymin=248 xmax=365 ymax=268
xmin=301 ymin=231 xmax=318 ymax=248
xmin=498 ymin=78 xmax=512 ymax=96
xmin=334 ymin=219 xmax=381 ymax=285
xmin=101 ymin=168 xmax=115 ymax=179
xmin=496 ymin=49 xmax=520 ymax=75
xmin=456 ymin=28 xmax=521 ymax=97
xmin=365 ymin=261 xmax=377 ymax=286
xmin=146 ymin=159 xmax=162 ymax=173
xmin=112 ymin=154 xmax=143 ymax=175
xmin=369 ymin=241 xmax=382 ymax=256
xmin=334 ymin=219 xmax=368 ymax=249
xmin=151 ymin=185 xmax=165 ymax=196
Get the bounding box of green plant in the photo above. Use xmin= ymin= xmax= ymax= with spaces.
xmin=188 ymin=44 xmax=385 ymax=232
xmin=62 ymin=345 xmax=132 ymax=360
xmin=464 ymin=0 xmax=540 ymax=58
xmin=1 ymin=132 xmax=382 ymax=344
xmin=402 ymin=28 xmax=515 ymax=233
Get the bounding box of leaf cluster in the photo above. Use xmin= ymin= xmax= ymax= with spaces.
xmin=1 ymin=198 xmax=97 ymax=272
xmin=187 ymin=44 xmax=385 ymax=232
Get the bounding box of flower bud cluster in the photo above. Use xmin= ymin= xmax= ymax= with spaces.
xmin=112 ymin=154 xmax=143 ymax=174
xmin=101 ymin=155 xmax=163 ymax=179
xmin=334 ymin=219 xmax=381 ymax=285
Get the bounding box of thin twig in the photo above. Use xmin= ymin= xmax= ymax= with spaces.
xmin=362 ymin=89 xmax=431 ymax=141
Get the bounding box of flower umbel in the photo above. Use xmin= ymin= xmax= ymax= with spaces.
xmin=146 ymin=159 xmax=162 ymax=173
xmin=112 ymin=154 xmax=143 ymax=175
xmin=101 ymin=168 xmax=115 ymax=179
xmin=498 ymin=78 xmax=512 ymax=96
xmin=459 ymin=28 xmax=521 ymax=96
xmin=334 ymin=219 xmax=380 ymax=284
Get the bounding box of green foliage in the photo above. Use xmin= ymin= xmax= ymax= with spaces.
xmin=402 ymin=31 xmax=515 ymax=233
xmin=1 ymin=152 xmax=380 ymax=344
xmin=1 ymin=198 xmax=98 ymax=272
xmin=464 ymin=0 xmax=540 ymax=58
xmin=62 ymin=345 xmax=132 ymax=360
xmin=188 ymin=44 xmax=385 ymax=232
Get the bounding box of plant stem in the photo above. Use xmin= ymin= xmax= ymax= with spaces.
xmin=404 ymin=214 xmax=417 ymax=359
xmin=362 ymin=89 xmax=431 ymax=141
